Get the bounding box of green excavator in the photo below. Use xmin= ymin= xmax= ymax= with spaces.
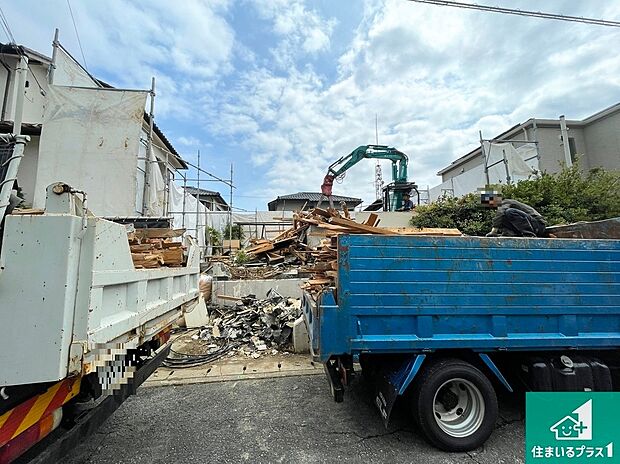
xmin=318 ymin=144 xmax=418 ymax=211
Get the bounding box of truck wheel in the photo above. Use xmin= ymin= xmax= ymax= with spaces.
xmin=412 ymin=358 xmax=498 ymax=452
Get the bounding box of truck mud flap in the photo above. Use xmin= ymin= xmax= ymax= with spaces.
xmin=16 ymin=344 xmax=170 ymax=464
xmin=324 ymin=361 xmax=344 ymax=403
xmin=372 ymin=354 xmax=426 ymax=428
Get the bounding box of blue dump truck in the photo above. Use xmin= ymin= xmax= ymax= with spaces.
xmin=302 ymin=234 xmax=620 ymax=452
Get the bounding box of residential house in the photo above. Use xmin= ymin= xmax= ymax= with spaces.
xmin=184 ymin=187 xmax=230 ymax=211
xmin=436 ymin=102 xmax=620 ymax=192
xmin=268 ymin=192 xmax=362 ymax=211
xmin=0 ymin=41 xmax=187 ymax=216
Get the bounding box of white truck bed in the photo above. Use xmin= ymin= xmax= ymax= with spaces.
xmin=0 ymin=185 xmax=200 ymax=387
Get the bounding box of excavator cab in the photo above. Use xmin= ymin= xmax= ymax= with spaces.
xmin=383 ymin=182 xmax=419 ymax=211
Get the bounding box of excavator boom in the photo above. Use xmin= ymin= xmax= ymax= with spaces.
xmin=326 ymin=145 xmax=408 ymax=182
xmin=319 ymin=144 xmax=411 ymax=211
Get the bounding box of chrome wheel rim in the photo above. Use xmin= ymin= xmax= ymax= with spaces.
xmin=432 ymin=378 xmax=485 ymax=438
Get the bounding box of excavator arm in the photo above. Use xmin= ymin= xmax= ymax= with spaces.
xmin=326 ymin=144 xmax=408 ymax=181
xmin=320 ymin=145 xmax=408 ymax=206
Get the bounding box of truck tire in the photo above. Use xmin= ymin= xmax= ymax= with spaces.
xmin=411 ymin=358 xmax=498 ymax=452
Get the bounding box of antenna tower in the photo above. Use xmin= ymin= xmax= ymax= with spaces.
xmin=374 ymin=114 xmax=384 ymax=199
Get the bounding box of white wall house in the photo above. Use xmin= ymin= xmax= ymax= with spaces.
xmin=431 ymin=103 xmax=620 ymax=200
xmin=0 ymin=41 xmax=187 ymax=216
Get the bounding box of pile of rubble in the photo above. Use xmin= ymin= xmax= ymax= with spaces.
xmin=207 ymin=207 xmax=461 ymax=299
xmin=232 ymin=207 xmax=461 ymax=298
xmin=169 ymin=290 xmax=302 ymax=365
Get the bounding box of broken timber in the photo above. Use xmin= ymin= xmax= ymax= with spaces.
xmin=129 ymin=228 xmax=186 ymax=269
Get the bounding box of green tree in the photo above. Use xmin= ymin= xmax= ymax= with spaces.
xmin=410 ymin=164 xmax=620 ymax=236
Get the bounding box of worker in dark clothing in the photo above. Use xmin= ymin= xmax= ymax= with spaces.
xmin=397 ymin=192 xmax=415 ymax=212
xmin=481 ymin=192 xmax=546 ymax=237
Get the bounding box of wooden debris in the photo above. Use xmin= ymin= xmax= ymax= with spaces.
xmin=131 ymin=253 xmax=164 ymax=269
xmin=211 ymin=206 xmax=461 ymax=300
xmin=329 ymin=216 xmax=395 ymax=235
xmin=385 ymin=227 xmax=462 ymax=236
xmin=266 ymin=252 xmax=285 ymax=265
xmin=546 ymin=218 xmax=620 ymax=239
xmin=364 ymin=212 xmax=380 ymax=227
xmin=129 ymin=229 xmax=186 ymax=269
xmin=11 ymin=208 xmax=45 ymax=215
xmin=134 ymin=228 xmax=185 ymax=239
xmin=216 ymin=294 xmax=244 ymax=301
xmin=161 ymin=247 xmax=184 ymax=265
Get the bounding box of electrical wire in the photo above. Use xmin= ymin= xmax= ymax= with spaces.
xmin=0 ymin=7 xmax=17 ymax=44
xmin=0 ymin=6 xmax=46 ymax=95
xmin=407 ymin=0 xmax=620 ymax=28
xmin=163 ymin=343 xmax=239 ymax=368
xmin=66 ymin=0 xmax=88 ymax=70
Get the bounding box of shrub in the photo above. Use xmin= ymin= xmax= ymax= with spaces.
xmin=207 ymin=227 xmax=222 ymax=246
xmin=223 ymin=222 xmax=244 ymax=241
xmin=410 ymin=164 xmax=620 ymax=236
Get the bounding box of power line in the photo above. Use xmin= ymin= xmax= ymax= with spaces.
xmin=0 ymin=6 xmax=45 ymax=95
xmin=0 ymin=8 xmax=17 ymax=43
xmin=407 ymin=0 xmax=620 ymax=28
xmin=66 ymin=0 xmax=88 ymax=70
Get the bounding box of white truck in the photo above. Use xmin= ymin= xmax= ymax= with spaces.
xmin=0 ymin=135 xmax=200 ymax=463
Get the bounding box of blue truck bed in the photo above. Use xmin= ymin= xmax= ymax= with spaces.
xmin=303 ymin=234 xmax=620 ymax=362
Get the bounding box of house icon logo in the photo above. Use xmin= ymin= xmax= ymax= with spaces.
xmin=549 ymin=399 xmax=592 ymax=441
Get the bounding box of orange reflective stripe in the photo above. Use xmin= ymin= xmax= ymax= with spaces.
xmin=0 ymin=396 xmax=38 ymax=447
xmin=12 ymin=382 xmax=62 ymax=438
xmin=0 ymin=377 xmax=81 ymax=447
xmin=0 ymin=409 xmax=11 ymax=429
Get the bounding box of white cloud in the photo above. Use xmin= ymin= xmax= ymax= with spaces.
xmin=303 ymin=28 xmax=330 ymax=54
xmin=210 ymin=0 xmax=620 ymax=207
xmin=177 ymin=136 xmax=202 ymax=147
xmin=6 ymin=0 xmax=620 ymax=209
xmin=249 ymin=0 xmax=337 ymax=67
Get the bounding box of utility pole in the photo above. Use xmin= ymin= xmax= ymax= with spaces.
xmin=229 ymin=163 xmax=233 ymax=254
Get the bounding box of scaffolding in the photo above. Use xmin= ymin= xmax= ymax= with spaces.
xmin=132 ymin=77 xmax=235 ymax=259
xmin=138 ymin=134 xmax=235 ymax=259
xmin=169 ymin=151 xmax=235 ymax=259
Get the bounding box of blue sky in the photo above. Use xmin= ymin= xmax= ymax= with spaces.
xmin=4 ymin=0 xmax=620 ymax=211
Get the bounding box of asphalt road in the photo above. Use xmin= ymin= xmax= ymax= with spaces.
xmin=64 ymin=375 xmax=525 ymax=464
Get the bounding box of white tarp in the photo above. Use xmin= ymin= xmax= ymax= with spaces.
xmin=169 ymin=181 xmax=208 ymax=249
xmin=231 ymin=211 xmax=295 ymax=243
xmin=517 ymin=145 xmax=539 ymax=171
xmin=145 ymin=146 xmax=166 ymax=216
xmin=34 ymin=86 xmax=147 ymax=215
xmin=429 ymin=142 xmax=539 ymax=201
xmin=52 ymin=45 xmax=99 ymax=88
xmin=484 ymin=142 xmax=538 ymax=184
